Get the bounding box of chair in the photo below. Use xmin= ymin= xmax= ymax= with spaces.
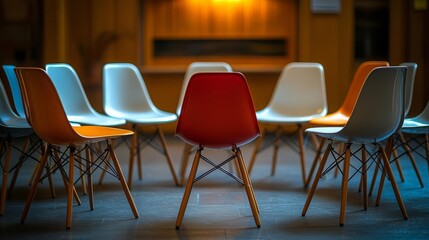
xmin=15 ymin=67 xmax=139 ymax=229
xmin=305 ymin=61 xmax=389 ymax=187
xmin=177 ymin=62 xmax=233 ymax=186
xmin=175 ymin=72 xmax=260 ymax=229
xmin=45 ymin=63 xmax=126 ymax=126
xmin=0 ymin=80 xmax=33 ymax=216
xmin=301 ymin=66 xmax=408 ymax=226
xmin=390 ymin=63 xmax=423 ymax=184
xmin=368 ymin=63 xmax=424 ymax=199
xmin=247 ymin=62 xmax=327 ymax=186
xmin=103 ymin=63 xmax=179 ymax=188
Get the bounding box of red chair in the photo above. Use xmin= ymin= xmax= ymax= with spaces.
xmin=175 ymin=72 xmax=261 ymax=229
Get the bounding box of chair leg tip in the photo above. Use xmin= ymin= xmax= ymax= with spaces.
xmin=256 ymin=224 xmax=261 ymax=228
xmin=339 ymin=223 xmax=344 ymax=227
xmin=175 ymin=226 xmax=180 ymax=230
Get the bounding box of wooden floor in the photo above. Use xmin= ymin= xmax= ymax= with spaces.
xmin=1 ymin=133 xmax=428 ymax=239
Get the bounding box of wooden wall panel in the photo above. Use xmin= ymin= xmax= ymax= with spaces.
xmin=143 ymin=0 xmax=297 ymax=66
xmin=299 ymin=0 xmax=353 ymax=112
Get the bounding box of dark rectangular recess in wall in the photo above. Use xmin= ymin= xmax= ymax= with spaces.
xmin=154 ymin=39 xmax=287 ymax=57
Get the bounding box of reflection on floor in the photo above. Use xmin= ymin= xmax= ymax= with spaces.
xmin=1 ymin=134 xmax=428 ymax=239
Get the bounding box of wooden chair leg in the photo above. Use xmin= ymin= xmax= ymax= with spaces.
xmin=136 ymin=134 xmax=143 ymax=181
xmin=86 ymin=146 xmax=94 ymax=210
xmin=302 ymin=143 xmax=332 ymax=216
xmin=392 ymin=149 xmax=405 ymax=182
xmin=21 ymin=145 xmax=51 ymax=224
xmin=248 ymin=128 xmax=265 ymax=175
xmin=375 ymin=137 xmax=395 ymax=206
xmin=339 ymin=144 xmax=351 ymax=226
xmin=236 ymin=149 xmax=259 ymax=213
xmin=305 ymin=138 xmax=326 ymax=188
xmin=378 ymin=144 xmax=408 ymax=220
xmin=271 ymin=127 xmax=282 ymax=176
xmin=107 ymin=140 xmax=139 ymax=218
xmin=158 ymin=128 xmax=179 ymax=186
xmin=297 ymin=125 xmax=307 ymax=186
xmin=176 ymin=149 xmax=201 ymax=229
xmin=235 ymin=148 xmax=261 ymax=227
xmin=179 ymin=143 xmax=193 ymax=187
xmin=0 ymin=140 xmax=11 ymax=216
xmin=128 ymin=125 xmax=138 ymax=189
xmin=66 ymin=147 xmax=76 ymax=229
xmin=45 ymin=155 xmax=56 ymax=199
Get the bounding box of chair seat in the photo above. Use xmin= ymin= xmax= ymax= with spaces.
xmin=309 ymin=112 xmax=349 ymax=126
xmin=111 ymin=110 xmax=177 ymax=123
xmin=0 ymin=117 xmax=30 ymax=128
xmin=256 ymin=109 xmax=325 ymax=123
xmin=73 ymin=126 xmax=133 ymax=139
xmin=67 ymin=113 xmax=126 ymax=126
xmin=306 ymin=126 xmax=395 ymax=144
xmin=402 ymin=119 xmax=429 ymax=128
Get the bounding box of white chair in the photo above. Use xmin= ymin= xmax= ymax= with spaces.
xmin=302 ymin=66 xmax=408 ymax=226
xmin=177 ymin=62 xmax=233 ymax=186
xmin=46 ymin=63 xmax=126 ymax=126
xmin=368 ymin=63 xmax=424 ymax=201
xmin=103 ymin=63 xmax=179 ymax=188
xmin=248 ymin=62 xmax=327 ymax=186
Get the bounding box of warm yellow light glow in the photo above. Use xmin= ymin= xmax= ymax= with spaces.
xmin=212 ymin=0 xmax=243 ymax=3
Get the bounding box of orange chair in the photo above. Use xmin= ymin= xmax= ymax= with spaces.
xmin=175 ymin=72 xmax=260 ymax=229
xmin=15 ymin=67 xmax=139 ymax=229
xmin=305 ymin=61 xmax=389 ymax=187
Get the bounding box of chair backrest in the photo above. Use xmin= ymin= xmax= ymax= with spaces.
xmin=399 ymin=62 xmax=417 ymax=117
xmin=177 ymin=62 xmax=232 ymax=115
xmin=3 ymin=65 xmax=26 ymax=118
xmin=265 ymin=62 xmax=327 ymax=119
xmin=340 ymin=66 xmax=407 ymax=143
xmin=103 ymin=63 xmax=157 ymax=118
xmin=14 ymin=67 xmax=83 ymax=145
xmin=338 ymin=61 xmax=389 ymax=116
xmin=45 ymin=63 xmax=98 ymax=117
xmin=176 ymin=72 xmax=259 ymax=149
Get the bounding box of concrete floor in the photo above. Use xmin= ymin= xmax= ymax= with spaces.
xmin=0 ymin=134 xmax=428 ymax=239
